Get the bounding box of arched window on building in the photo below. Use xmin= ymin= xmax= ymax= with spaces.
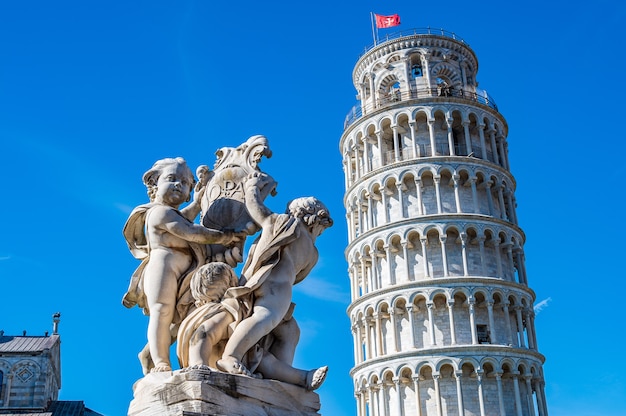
xmin=0 ymin=370 xmax=3 ymax=401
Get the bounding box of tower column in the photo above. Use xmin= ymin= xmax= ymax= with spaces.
xmin=497 ymin=134 xmax=509 ymax=170
xmin=434 ymin=175 xmax=443 ymax=214
xmin=344 ymin=155 xmax=352 ymax=187
xmin=487 ymin=300 xmax=498 ymax=344
xmin=497 ymin=185 xmax=506 ymax=220
xmin=534 ymin=379 xmax=548 ymax=416
xmin=369 ymin=74 xmax=376 ymax=112
xmin=433 ymin=373 xmax=443 ymax=416
xmin=396 ymin=181 xmax=405 ymax=219
xmin=503 ymin=302 xmax=513 ymax=346
xmin=409 ymin=121 xmax=418 ymax=159
xmin=477 ymin=236 xmax=487 ymax=276
xmin=495 ymin=372 xmax=506 ymax=416
xmin=447 ymin=299 xmax=457 ymax=345
xmin=362 ymin=136 xmax=371 ymax=173
xmin=420 ymin=237 xmax=430 ymax=278
xmin=512 ymin=371 xmax=523 ymax=416
xmin=365 ymin=192 xmax=374 ymax=231
xmin=380 ymin=188 xmax=389 ymax=224
xmin=378 ymin=382 xmax=387 ymax=416
xmin=357 ymin=389 xmax=366 ymax=416
xmin=392 ymin=125 xmax=400 ymax=162
xmin=506 ymin=245 xmax=515 ymax=281
xmin=468 ymin=298 xmax=478 ymax=345
xmin=364 ymin=317 xmax=373 ymax=360
xmin=453 ymin=174 xmax=462 ymax=213
xmin=402 ymin=241 xmax=411 ymax=282
xmin=371 ymin=252 xmax=380 ymax=290
xmin=478 ymin=123 xmax=488 ymax=160
xmin=427 ymin=301 xmax=436 ymax=346
xmin=488 ymin=129 xmax=499 ymax=165
xmin=415 ymin=178 xmax=424 ymax=215
xmin=353 ymin=144 xmax=362 ymax=180
xmin=355 ymin=322 xmax=364 ymax=363
xmin=487 ymin=301 xmax=497 ymax=344
xmin=469 ymin=177 xmax=479 ymax=213
xmin=406 ymin=305 xmax=417 ymax=348
xmin=393 ymin=377 xmax=403 ymax=416
xmin=525 ymin=376 xmax=536 ymax=416
xmin=462 ymin=120 xmax=472 ymax=155
xmin=376 ymin=130 xmax=384 ymax=167
xmin=384 ymin=245 xmax=394 ymax=285
xmin=360 ymin=257 xmax=368 ymax=295
xmin=412 ymin=375 xmax=423 ymax=416
xmin=526 ymin=310 xmax=537 ymax=350
xmin=439 ymin=234 xmax=449 ymax=277
xmin=374 ymin=313 xmax=383 ymax=357
xmin=454 ymin=371 xmax=465 ymax=416
xmin=493 ymin=238 xmax=503 ymax=278
xmin=390 ymin=308 xmax=399 ymax=352
xmin=446 ymin=118 xmax=455 ymax=156
xmin=476 ymin=370 xmax=486 ymax=416
xmin=515 ymin=306 xmax=526 ymax=348
xmin=484 ymin=181 xmax=495 ymax=216
xmin=460 ymin=232 xmax=469 ymax=276
xmin=428 ymin=119 xmax=436 ymax=156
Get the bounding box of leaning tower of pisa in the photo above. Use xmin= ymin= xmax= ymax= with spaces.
xmin=340 ymin=28 xmax=548 ymax=416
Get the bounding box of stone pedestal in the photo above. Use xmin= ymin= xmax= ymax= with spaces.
xmin=128 ymin=368 xmax=322 ymax=416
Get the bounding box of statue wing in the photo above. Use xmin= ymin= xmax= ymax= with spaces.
xmin=122 ymin=203 xmax=154 ymax=260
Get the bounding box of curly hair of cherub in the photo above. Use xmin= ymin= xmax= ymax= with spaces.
xmin=141 ymin=157 xmax=196 ymax=202
xmin=190 ymin=262 xmax=238 ymax=305
xmin=286 ymin=197 xmax=333 ymax=228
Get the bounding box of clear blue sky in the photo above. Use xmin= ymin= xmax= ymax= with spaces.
xmin=1 ymin=1 xmax=624 ymax=415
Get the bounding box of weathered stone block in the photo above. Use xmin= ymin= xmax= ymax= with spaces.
xmin=128 ymin=368 xmax=321 ymax=416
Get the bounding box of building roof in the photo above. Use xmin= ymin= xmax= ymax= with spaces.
xmin=0 ymin=335 xmax=59 ymax=354
xmin=0 ymin=401 xmax=103 ymax=416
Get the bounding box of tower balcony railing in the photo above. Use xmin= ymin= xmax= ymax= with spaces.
xmin=344 ymin=87 xmax=498 ymax=129
xmin=354 ymin=144 xmax=498 ymax=180
xmin=359 ymin=27 xmax=467 ymax=58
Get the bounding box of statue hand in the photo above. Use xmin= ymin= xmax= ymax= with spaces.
xmin=245 ymin=172 xmax=277 ymax=198
xmin=193 ymin=183 xmax=206 ymax=204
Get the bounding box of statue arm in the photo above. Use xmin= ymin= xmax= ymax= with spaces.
xmin=153 ymin=206 xmax=240 ymax=245
xmin=180 ymin=183 xmax=206 ymax=221
xmin=244 ymin=173 xmax=277 ymax=227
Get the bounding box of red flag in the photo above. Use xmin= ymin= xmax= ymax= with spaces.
xmin=375 ymin=14 xmax=401 ymax=29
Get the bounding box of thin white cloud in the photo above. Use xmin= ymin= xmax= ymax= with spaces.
xmin=534 ymin=297 xmax=552 ymax=314
xmin=295 ymin=276 xmax=349 ymax=304
xmin=0 ymin=256 xmax=11 ymax=261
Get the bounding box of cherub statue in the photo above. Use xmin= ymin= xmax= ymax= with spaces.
xmin=177 ymin=261 xmax=328 ymax=390
xmin=122 ymin=157 xmax=245 ymax=373
xmin=216 ymin=172 xmax=333 ymax=380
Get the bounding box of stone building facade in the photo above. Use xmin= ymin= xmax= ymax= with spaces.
xmin=0 ymin=316 xmax=101 ymax=415
xmin=340 ymin=28 xmax=548 ymax=416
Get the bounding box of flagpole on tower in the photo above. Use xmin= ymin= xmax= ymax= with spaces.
xmin=370 ymin=12 xmax=377 ymax=46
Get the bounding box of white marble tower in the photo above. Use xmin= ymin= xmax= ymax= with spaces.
xmin=340 ymin=28 xmax=548 ymax=416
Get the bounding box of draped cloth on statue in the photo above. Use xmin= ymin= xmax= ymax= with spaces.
xmin=121 ymin=203 xmax=207 ymax=324
xmin=225 ymin=213 xmax=316 ymax=308
xmin=176 ymin=297 xmax=241 ymax=368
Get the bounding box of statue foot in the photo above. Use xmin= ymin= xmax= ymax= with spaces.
xmin=182 ymin=364 xmax=213 ymax=372
xmin=306 ymin=366 xmax=328 ymax=390
xmin=217 ymin=356 xmax=252 ymax=377
xmin=150 ymin=364 xmax=172 ymax=373
xmin=138 ymin=346 xmax=154 ymax=375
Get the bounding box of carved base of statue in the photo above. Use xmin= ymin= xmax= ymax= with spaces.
xmin=128 ymin=368 xmax=322 ymax=416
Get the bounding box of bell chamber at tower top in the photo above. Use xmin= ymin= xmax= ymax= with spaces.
xmin=343 ymin=29 xmax=500 ymax=130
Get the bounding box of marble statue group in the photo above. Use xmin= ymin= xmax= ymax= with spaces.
xmin=122 ymin=135 xmax=332 ymax=392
